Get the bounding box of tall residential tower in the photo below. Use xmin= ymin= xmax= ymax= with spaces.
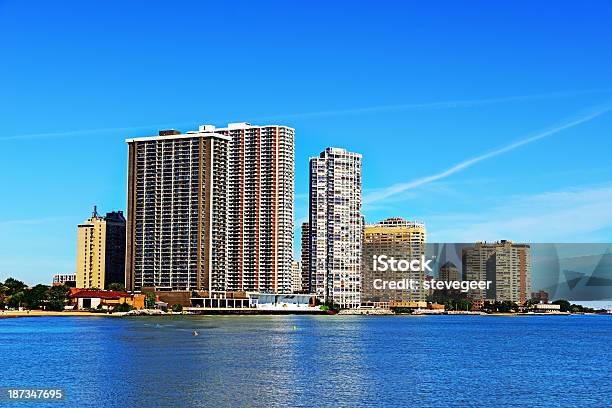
xmin=300 ymin=222 xmax=310 ymax=293
xmin=214 ymin=123 xmax=294 ymax=294
xmin=125 ymin=130 xmax=230 ymax=292
xmin=462 ymin=240 xmax=532 ymax=303
xmin=76 ymin=207 xmax=126 ymax=289
xmin=125 ymin=123 xmax=294 ymax=294
xmin=309 ymin=147 xmax=362 ymax=308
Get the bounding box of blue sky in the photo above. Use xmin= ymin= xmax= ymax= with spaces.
xmin=1 ymin=1 xmax=612 ymax=285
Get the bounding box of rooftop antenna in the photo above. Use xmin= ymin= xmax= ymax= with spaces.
xmin=92 ymin=205 xmax=98 ymax=218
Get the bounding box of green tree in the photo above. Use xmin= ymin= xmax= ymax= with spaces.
xmin=112 ymin=302 xmax=133 ymax=312
xmin=4 ymin=277 xmax=26 ymax=294
xmin=171 ymin=303 xmax=183 ymax=313
xmin=0 ymin=284 xmax=9 ymax=308
xmin=144 ymin=292 xmax=156 ymax=309
xmin=498 ymin=300 xmax=517 ymax=313
xmin=526 ymin=298 xmax=541 ymax=307
xmin=23 ymin=284 xmax=50 ymax=309
xmin=8 ymin=291 xmax=25 ymax=309
xmin=47 ymin=284 xmax=71 ymax=311
xmin=552 ymin=299 xmax=571 ymax=312
xmin=108 ymin=283 xmax=126 ymax=292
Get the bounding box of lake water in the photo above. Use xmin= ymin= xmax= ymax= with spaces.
xmin=1 ymin=315 xmax=611 ymax=407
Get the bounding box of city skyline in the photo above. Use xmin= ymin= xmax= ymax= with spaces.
xmin=2 ymin=1 xmax=612 ymax=285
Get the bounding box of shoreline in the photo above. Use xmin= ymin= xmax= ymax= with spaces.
xmin=0 ymin=310 xmax=121 ymax=318
xmin=1 ymin=310 xmax=609 ymax=319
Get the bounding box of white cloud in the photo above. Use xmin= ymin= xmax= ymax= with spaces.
xmin=364 ymin=105 xmax=611 ymax=205
xmin=427 ymin=184 xmax=612 ymax=242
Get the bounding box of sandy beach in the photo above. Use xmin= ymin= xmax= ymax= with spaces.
xmin=0 ymin=310 xmax=120 ymax=318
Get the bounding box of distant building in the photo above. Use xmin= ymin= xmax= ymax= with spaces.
xmin=53 ymin=273 xmax=76 ymax=287
xmin=471 ymin=299 xmax=484 ymax=311
xmin=462 ymin=241 xmax=531 ymax=303
xmin=439 ymin=261 xmax=460 ymax=282
xmin=76 ymin=207 xmax=126 ymax=290
xmin=291 ymin=261 xmax=302 ymax=293
xmin=301 ymin=222 xmax=310 ymax=293
xmin=362 ymin=218 xmax=427 ymax=303
xmin=309 ymin=147 xmax=362 ymax=308
xmin=531 ymin=290 xmax=549 ymax=303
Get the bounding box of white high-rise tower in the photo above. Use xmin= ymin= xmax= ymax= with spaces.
xmin=309 ymin=147 xmax=362 ymax=308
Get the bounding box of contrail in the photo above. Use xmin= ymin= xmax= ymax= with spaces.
xmin=259 ymin=89 xmax=611 ymax=120
xmin=364 ymin=105 xmax=612 ymax=205
xmin=0 ymin=123 xmax=187 ymax=142
xmin=1 ymin=89 xmax=609 ymax=141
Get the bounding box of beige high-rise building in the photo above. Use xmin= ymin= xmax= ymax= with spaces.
xmin=462 ymin=240 xmax=531 ymax=303
xmin=76 ymin=207 xmax=126 ymax=289
xmin=362 ymin=218 xmax=427 ymax=303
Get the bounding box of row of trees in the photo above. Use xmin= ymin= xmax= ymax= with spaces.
xmin=429 ymin=289 xmax=595 ymax=313
xmin=0 ymin=278 xmax=71 ymax=311
xmin=429 ymin=290 xmax=473 ymax=311
xmin=550 ymin=299 xmax=594 ymax=313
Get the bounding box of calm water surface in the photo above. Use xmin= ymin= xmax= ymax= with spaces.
xmin=1 ymin=315 xmax=611 ymax=407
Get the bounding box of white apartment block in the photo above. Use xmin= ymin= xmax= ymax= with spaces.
xmin=309 ymin=147 xmax=362 ymax=308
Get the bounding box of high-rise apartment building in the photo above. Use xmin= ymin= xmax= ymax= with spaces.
xmin=125 ymin=123 xmax=294 ymax=294
xmin=300 ymin=222 xmax=310 ymax=293
xmin=462 ymin=240 xmax=531 ymax=303
xmin=76 ymin=207 xmax=126 ymax=289
xmin=362 ymin=218 xmax=427 ymax=303
xmin=291 ymin=261 xmax=302 ymax=293
xmin=213 ymin=123 xmax=294 ymax=294
xmin=309 ymin=147 xmax=362 ymax=308
xmin=126 ymin=130 xmax=230 ymax=292
xmin=439 ymin=261 xmax=460 ymax=282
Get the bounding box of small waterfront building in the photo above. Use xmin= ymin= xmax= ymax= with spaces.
xmin=190 ymin=291 xmax=316 ymax=310
xmin=532 ymin=303 xmax=562 ymax=313
xmin=70 ymin=290 xmax=132 ymax=310
xmin=250 ymin=293 xmax=315 ymax=310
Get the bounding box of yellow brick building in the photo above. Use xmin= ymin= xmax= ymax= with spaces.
xmin=362 ymin=218 xmax=427 ymax=304
xmin=76 ymin=206 xmax=126 ymax=289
